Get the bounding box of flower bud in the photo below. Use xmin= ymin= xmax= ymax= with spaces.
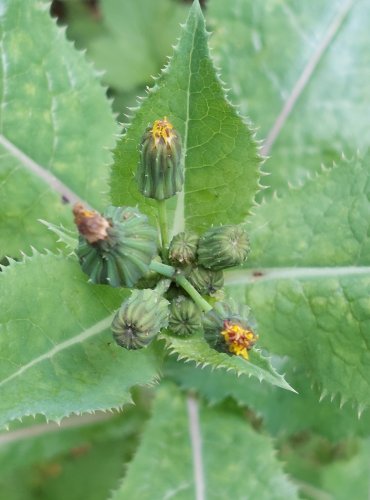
xmin=137 ymin=117 xmax=183 ymax=200
xmin=188 ymin=266 xmax=224 ymax=296
xmin=74 ymin=204 xmax=157 ymax=288
xmin=112 ymin=289 xmax=169 ymax=349
xmin=168 ymin=297 xmax=202 ymax=336
xmin=197 ymin=225 xmax=250 ymax=271
xmin=203 ymin=301 xmax=258 ymax=360
xmin=169 ymin=231 xmax=199 ymax=266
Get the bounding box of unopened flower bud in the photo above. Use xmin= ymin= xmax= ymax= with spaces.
xmin=74 ymin=204 xmax=157 ymax=288
xmin=203 ymin=301 xmax=258 ymax=360
xmin=169 ymin=231 xmax=199 ymax=266
xmin=168 ymin=297 xmax=202 ymax=336
xmin=188 ymin=266 xmax=224 ymax=296
xmin=112 ymin=289 xmax=169 ymax=349
xmin=137 ymin=117 xmax=183 ymax=200
xmin=197 ymin=225 xmax=250 ymax=271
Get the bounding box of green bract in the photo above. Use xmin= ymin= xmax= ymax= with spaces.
xmin=168 ymin=296 xmax=202 ymax=336
xmin=198 ymin=225 xmax=250 ymax=271
xmin=187 ymin=266 xmax=224 ymax=296
xmin=112 ymin=289 xmax=170 ymax=349
xmin=75 ymin=205 xmax=157 ymax=288
xmin=168 ymin=231 xmax=199 ymax=266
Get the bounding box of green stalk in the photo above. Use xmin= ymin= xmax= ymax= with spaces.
xmin=149 ymin=260 xmax=212 ymax=313
xmin=157 ymin=199 xmax=169 ymax=256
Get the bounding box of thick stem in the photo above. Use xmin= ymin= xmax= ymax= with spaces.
xmin=157 ymin=199 xmax=169 ymax=256
xmin=149 ymin=261 xmax=212 ymax=313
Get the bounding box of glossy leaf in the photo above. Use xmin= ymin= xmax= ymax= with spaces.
xmin=165 ymin=358 xmax=370 ymax=442
xmin=65 ymin=0 xmax=187 ymax=92
xmin=111 ymin=0 xmax=260 ymax=235
xmin=227 ymin=270 xmax=370 ymax=408
xmin=111 ymin=383 xmax=298 ymax=500
xmin=0 ymin=0 xmax=118 ymax=257
xmin=208 ymin=0 xmax=370 ymax=194
xmin=244 ymin=152 xmax=370 ymax=267
xmin=160 ymin=331 xmax=294 ymax=392
xmin=0 ymin=252 xmax=162 ymax=428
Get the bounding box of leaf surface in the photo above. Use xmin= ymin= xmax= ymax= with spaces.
xmin=227 ymin=270 xmax=370 ymax=408
xmin=0 ymin=252 xmax=162 ymax=428
xmin=208 ymin=0 xmax=370 ymax=194
xmin=0 ymin=0 xmax=118 ymax=257
xmin=244 ymin=152 xmax=370 ymax=267
xmin=111 ymin=383 xmax=298 ymax=500
xmin=165 ymin=358 xmax=370 ymax=442
xmin=111 ymin=0 xmax=260 ymax=235
xmin=65 ymin=0 xmax=187 ymax=92
xmin=160 ymin=331 xmax=294 ymax=392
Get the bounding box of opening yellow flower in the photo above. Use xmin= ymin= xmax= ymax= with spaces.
xmin=151 ymin=117 xmax=175 ymax=146
xmin=221 ymin=320 xmax=258 ymax=360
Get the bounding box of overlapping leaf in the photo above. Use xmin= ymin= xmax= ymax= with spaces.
xmin=66 ymin=0 xmax=187 ymax=92
xmin=111 ymin=0 xmax=260 ymax=234
xmin=244 ymin=152 xmax=370 ymax=267
xmin=0 ymin=0 xmax=118 ymax=257
xmin=160 ymin=331 xmax=294 ymax=392
xmin=0 ymin=252 xmax=162 ymax=428
xmin=222 ymin=151 xmax=370 ymax=407
xmin=111 ymin=383 xmax=298 ymax=500
xmin=165 ymin=358 xmax=370 ymax=442
xmin=208 ymin=0 xmax=370 ymax=195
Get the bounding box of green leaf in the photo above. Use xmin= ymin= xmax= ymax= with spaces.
xmin=0 ymin=252 xmax=162 ymax=428
xmin=0 ymin=393 xmax=152 ymax=499
xmin=165 ymin=358 xmax=370 ymax=442
xmin=0 ymin=0 xmax=118 ymax=257
xmin=243 ymin=152 xmax=370 ymax=267
xmin=208 ymin=0 xmax=370 ymax=195
xmin=111 ymin=0 xmax=260 ymax=234
xmin=65 ymin=0 xmax=187 ymax=92
xmin=160 ymin=331 xmax=295 ymax=392
xmin=222 ymin=151 xmax=370 ymax=408
xmin=227 ymin=270 xmax=370 ymax=409
xmin=320 ymin=438 xmax=370 ymax=500
xmin=111 ymin=383 xmax=298 ymax=500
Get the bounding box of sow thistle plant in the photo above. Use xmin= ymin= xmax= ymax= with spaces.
xmin=1 ymin=0 xmax=370 ymax=497
xmin=73 ymin=117 xmax=257 ymax=360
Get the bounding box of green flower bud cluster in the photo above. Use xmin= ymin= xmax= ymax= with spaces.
xmin=72 ymin=118 xmax=257 ymax=360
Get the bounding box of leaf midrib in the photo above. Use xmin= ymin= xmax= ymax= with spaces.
xmin=0 ymin=133 xmax=90 ymax=207
xmin=0 ymin=313 xmax=114 ymax=389
xmin=261 ymin=0 xmax=356 ymax=156
xmin=187 ymin=394 xmax=205 ymax=500
xmin=225 ymin=266 xmax=370 ymax=286
xmin=172 ymin=6 xmax=200 ymax=236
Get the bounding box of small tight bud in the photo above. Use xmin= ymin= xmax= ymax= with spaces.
xmin=74 ymin=205 xmax=157 ymax=288
xmin=197 ymin=225 xmax=250 ymax=271
xmin=137 ymin=117 xmax=183 ymax=200
xmin=169 ymin=231 xmax=199 ymax=266
xmin=168 ymin=297 xmax=202 ymax=336
xmin=203 ymin=301 xmax=258 ymax=360
xmin=112 ymin=289 xmax=169 ymax=349
xmin=188 ymin=266 xmax=224 ymax=296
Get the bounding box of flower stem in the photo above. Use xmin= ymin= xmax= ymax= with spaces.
xmin=149 ymin=260 xmax=212 ymax=313
xmin=157 ymin=199 xmax=169 ymax=257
